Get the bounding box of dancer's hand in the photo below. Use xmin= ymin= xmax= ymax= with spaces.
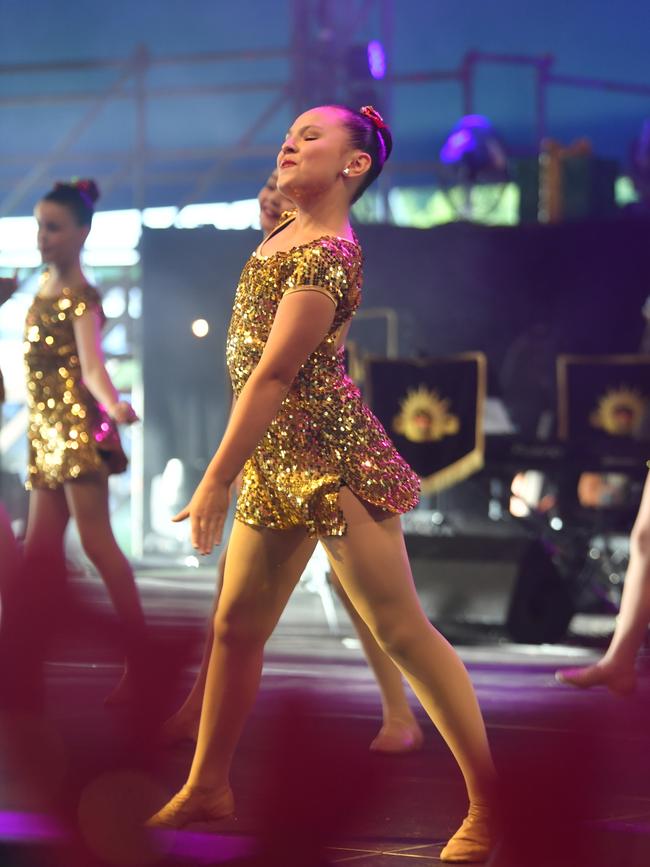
xmin=172 ymin=475 xmax=230 ymax=555
xmin=0 ymin=271 xmax=19 ymax=305
xmin=109 ymin=400 xmax=139 ymax=425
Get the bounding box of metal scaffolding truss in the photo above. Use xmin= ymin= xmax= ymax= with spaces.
xmin=0 ymin=0 xmax=398 ymax=216
xmin=2 ymin=0 xmax=650 ymax=217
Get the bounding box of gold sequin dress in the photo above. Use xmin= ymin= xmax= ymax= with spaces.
xmin=226 ymin=218 xmax=420 ymax=536
xmin=24 ymin=280 xmax=127 ymax=490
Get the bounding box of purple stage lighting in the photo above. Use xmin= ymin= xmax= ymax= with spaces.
xmin=367 ymin=40 xmax=386 ymax=80
xmin=440 ymin=115 xmax=492 ymax=164
xmin=439 ymin=115 xmax=508 ymax=183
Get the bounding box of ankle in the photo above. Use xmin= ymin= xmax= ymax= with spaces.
xmin=186 ymin=778 xmax=230 ymax=796
xmin=381 ymin=709 xmax=418 ymax=725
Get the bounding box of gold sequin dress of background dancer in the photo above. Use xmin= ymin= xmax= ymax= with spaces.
xmin=227 ymin=215 xmax=420 ymax=536
xmin=24 ymin=275 xmax=126 ymax=490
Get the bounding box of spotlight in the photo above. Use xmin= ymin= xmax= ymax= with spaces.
xmin=367 ymin=41 xmax=386 ymax=81
xmin=191 ymin=318 xmax=209 ymax=338
xmin=438 ymin=115 xmax=509 ymax=220
xmin=440 ymin=115 xmax=508 ymax=180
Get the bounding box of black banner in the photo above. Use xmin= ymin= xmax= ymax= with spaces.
xmin=365 ymin=353 xmax=486 ymax=493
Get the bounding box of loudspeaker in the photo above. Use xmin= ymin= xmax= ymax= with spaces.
xmin=405 ymin=533 xmax=575 ymax=644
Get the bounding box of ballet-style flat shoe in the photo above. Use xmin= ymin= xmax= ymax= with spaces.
xmin=145 ymin=784 xmax=234 ymax=830
xmin=555 ymin=664 xmax=636 ymax=696
xmin=440 ymin=801 xmax=492 ymax=863
xmin=369 ymin=719 xmax=424 ymax=754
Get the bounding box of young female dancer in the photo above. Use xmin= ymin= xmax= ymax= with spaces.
xmin=557 ymin=467 xmax=650 ymax=695
xmin=22 ymin=180 xmax=145 ymax=703
xmin=161 ymin=168 xmax=423 ymax=754
xmin=148 ymin=106 xmax=497 ymax=862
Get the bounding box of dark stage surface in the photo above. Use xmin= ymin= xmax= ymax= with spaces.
xmin=1 ymin=566 xmax=649 ymax=866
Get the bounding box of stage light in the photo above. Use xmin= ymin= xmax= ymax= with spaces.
xmin=440 ymin=115 xmax=508 ymax=179
xmin=438 ymin=116 xmax=509 ymax=220
xmin=367 ymin=41 xmax=386 ymax=80
xmin=191 ymin=318 xmax=209 ymax=338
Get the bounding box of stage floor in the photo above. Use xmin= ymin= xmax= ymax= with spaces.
xmin=0 ymin=564 xmax=649 ymax=866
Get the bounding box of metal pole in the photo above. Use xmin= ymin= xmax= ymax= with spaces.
xmin=378 ymin=0 xmax=394 ymax=222
xmin=0 ymin=56 xmax=138 ymax=216
xmin=535 ymin=56 xmax=553 ymax=149
xmin=133 ymin=44 xmax=149 ymax=211
xmin=462 ymin=51 xmax=476 ymax=116
xmin=179 ymin=88 xmax=290 ymax=207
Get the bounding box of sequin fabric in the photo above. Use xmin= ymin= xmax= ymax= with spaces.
xmin=23 ymin=278 xmax=127 ymax=490
xmin=226 ymin=219 xmax=420 ymax=536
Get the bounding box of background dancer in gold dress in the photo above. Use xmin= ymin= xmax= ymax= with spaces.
xmin=161 ymin=168 xmax=424 ymax=755
xmin=0 ymin=273 xmax=21 ymax=596
xmin=557 ymin=467 xmax=650 ymax=695
xmin=148 ymin=106 xmax=496 ymax=863
xmin=21 ymin=180 xmax=144 ymax=704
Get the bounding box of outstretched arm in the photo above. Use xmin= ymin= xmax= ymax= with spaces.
xmin=175 ymin=288 xmax=337 ymax=553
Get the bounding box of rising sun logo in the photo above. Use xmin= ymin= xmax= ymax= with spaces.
xmin=590 ymin=385 xmax=648 ymax=436
xmin=392 ymin=385 xmax=460 ymax=443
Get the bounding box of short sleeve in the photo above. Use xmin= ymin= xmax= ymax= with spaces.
xmin=283 ymin=242 xmax=349 ymax=308
xmin=70 ymin=285 xmax=105 ymax=324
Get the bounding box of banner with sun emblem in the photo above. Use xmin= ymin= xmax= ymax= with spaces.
xmin=557 ymin=355 xmax=650 ymax=446
xmin=365 ymin=353 xmax=486 ymax=493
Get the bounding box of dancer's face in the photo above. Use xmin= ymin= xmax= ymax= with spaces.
xmin=257 ymin=170 xmax=294 ymax=235
xmin=276 ymin=106 xmax=357 ymax=204
xmin=34 ymin=201 xmax=88 ymax=267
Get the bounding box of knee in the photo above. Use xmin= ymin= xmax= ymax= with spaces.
xmin=77 ymin=526 xmax=120 ymax=568
xmin=370 ymin=614 xmax=421 ymax=664
xmin=212 ymin=604 xmax=269 ymax=651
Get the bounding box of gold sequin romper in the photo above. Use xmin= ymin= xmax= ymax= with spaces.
xmin=227 ymin=217 xmax=420 ymax=536
xmin=24 ymin=280 xmax=127 ymax=490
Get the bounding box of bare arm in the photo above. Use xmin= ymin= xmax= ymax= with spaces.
xmin=206 ymin=289 xmax=336 ymax=486
xmin=72 ymin=310 xmax=137 ymax=423
xmin=176 ymin=288 xmax=337 ymax=552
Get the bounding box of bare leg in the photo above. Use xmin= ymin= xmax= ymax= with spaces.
xmin=3 ymin=488 xmax=70 ymax=706
xmin=162 ymin=541 xmax=422 ymax=752
xmin=321 ymin=489 xmax=496 ymax=862
xmin=557 ymin=470 xmax=650 ymax=695
xmin=160 ymin=545 xmax=228 ymax=744
xmin=322 ymin=489 xmax=495 ymax=800
xmin=328 ymin=566 xmax=423 ymax=753
xmin=64 ymin=471 xmax=147 ymax=702
xmin=147 ymin=520 xmax=316 ymax=827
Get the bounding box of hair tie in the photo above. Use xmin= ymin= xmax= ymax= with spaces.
xmin=360 ymin=105 xmax=387 ymax=130
xmin=53 ymin=178 xmax=93 ymax=206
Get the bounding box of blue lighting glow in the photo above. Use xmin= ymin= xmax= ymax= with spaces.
xmin=367 ymin=41 xmax=386 ymax=80
xmin=439 ymin=115 xmax=496 ymax=165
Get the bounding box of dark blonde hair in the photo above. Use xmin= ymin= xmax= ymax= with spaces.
xmin=42 ymin=179 xmax=100 ymax=226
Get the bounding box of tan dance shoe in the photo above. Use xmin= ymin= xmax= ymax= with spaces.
xmin=145 ymin=784 xmax=234 ymax=830
xmin=440 ymin=801 xmax=492 ymax=863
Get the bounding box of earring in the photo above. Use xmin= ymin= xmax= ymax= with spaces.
xmin=342 ymin=167 xmax=350 ymax=176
